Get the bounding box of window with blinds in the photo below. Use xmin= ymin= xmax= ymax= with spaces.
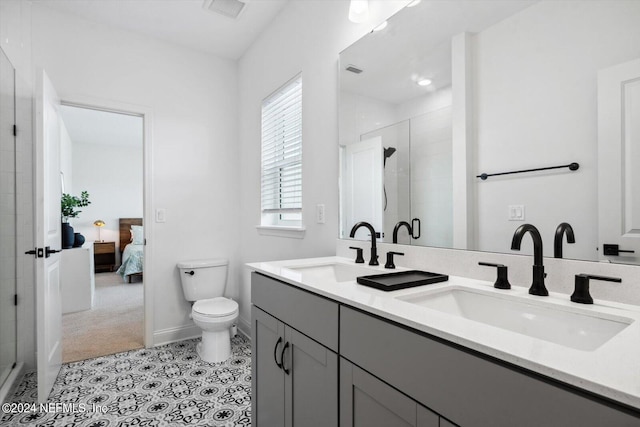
xmin=261 ymin=75 xmax=302 ymax=227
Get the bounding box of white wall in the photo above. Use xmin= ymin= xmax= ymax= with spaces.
xmin=473 ymin=1 xmax=640 ymax=259
xmin=339 ymin=91 xmax=398 ymax=146
xmin=237 ymin=0 xmax=409 ymax=332
xmin=71 ymin=141 xmax=143 ymax=265
xmin=31 ymin=4 xmax=240 ymax=346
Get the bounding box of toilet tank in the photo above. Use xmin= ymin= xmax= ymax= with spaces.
xmin=177 ymin=258 xmax=228 ymax=302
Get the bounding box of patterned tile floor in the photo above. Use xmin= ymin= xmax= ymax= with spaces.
xmin=1 ymin=335 xmax=251 ymax=426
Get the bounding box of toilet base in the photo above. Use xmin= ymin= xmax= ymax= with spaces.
xmin=197 ymin=328 xmax=232 ymax=363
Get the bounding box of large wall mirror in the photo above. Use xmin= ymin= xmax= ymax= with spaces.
xmin=339 ymin=0 xmax=640 ymax=264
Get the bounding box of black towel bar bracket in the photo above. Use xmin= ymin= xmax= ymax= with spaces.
xmin=477 ymin=162 xmax=579 ymax=181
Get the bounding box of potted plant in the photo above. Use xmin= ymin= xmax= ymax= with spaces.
xmin=61 ymin=191 xmax=91 ymax=249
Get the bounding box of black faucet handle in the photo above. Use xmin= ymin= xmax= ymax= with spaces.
xmin=478 ymin=262 xmax=511 ymax=289
xmin=349 ymin=246 xmax=365 ymax=264
xmin=571 ymin=274 xmax=622 ymax=304
xmin=385 ymin=251 xmax=404 ymax=269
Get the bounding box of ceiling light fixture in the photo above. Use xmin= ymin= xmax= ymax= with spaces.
xmin=373 ymin=21 xmax=388 ymax=32
xmin=349 ymin=0 xmax=369 ymax=23
xmin=407 ymin=0 xmax=422 ymax=7
xmin=417 ymin=78 xmax=432 ymax=87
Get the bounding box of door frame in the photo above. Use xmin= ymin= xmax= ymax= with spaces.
xmin=59 ymin=94 xmax=154 ymax=347
xmin=597 ymin=58 xmax=640 ymax=264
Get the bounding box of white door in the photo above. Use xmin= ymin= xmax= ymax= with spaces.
xmin=597 ymin=58 xmax=640 ymax=264
xmin=343 ymin=137 xmax=383 ymax=240
xmin=35 ymin=69 xmax=63 ymax=402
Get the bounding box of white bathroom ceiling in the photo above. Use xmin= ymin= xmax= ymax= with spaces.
xmin=59 ymin=105 xmax=143 ymax=148
xmin=32 ymin=0 xmax=289 ymax=60
xmin=341 ymin=0 xmax=538 ymax=104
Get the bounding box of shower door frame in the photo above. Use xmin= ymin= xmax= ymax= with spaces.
xmin=0 ymin=47 xmax=17 ymax=392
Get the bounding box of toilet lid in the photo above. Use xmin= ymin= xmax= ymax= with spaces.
xmin=193 ymin=297 xmax=238 ymax=317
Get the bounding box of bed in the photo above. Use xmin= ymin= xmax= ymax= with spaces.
xmin=116 ymin=218 xmax=144 ymax=283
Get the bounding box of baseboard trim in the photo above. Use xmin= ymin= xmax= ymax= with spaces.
xmin=237 ymin=316 xmax=251 ymax=340
xmin=153 ymin=317 xmax=252 ymax=347
xmin=0 ymin=362 xmax=24 ymax=403
xmin=153 ymin=324 xmax=201 ymax=347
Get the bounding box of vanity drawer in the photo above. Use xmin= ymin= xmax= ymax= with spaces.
xmin=340 ymin=306 xmax=640 ymax=427
xmin=251 ymin=272 xmax=338 ymax=351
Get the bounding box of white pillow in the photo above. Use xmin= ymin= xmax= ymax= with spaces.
xmin=131 ymin=225 xmax=144 ymax=245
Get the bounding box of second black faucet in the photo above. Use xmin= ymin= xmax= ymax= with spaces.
xmin=349 ymin=221 xmax=379 ymax=265
xmin=511 ymin=224 xmax=548 ymax=296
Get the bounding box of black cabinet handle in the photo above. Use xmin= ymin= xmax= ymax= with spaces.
xmin=411 ymin=218 xmax=421 ymax=239
xmin=273 ymin=337 xmax=283 ymax=369
xmin=281 ymin=342 xmax=290 ymax=375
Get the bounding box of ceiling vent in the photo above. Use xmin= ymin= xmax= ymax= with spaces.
xmin=345 ymin=65 xmax=363 ymax=74
xmin=203 ymin=0 xmax=247 ymax=19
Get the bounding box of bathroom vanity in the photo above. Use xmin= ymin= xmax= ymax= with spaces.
xmin=249 ymin=257 xmax=640 ymax=427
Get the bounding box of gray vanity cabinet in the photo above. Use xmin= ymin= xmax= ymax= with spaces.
xmin=251 ymin=273 xmax=339 ymax=427
xmin=252 ymin=307 xmax=285 ymax=426
xmin=340 ymin=358 xmax=441 ymax=427
xmin=340 ymin=306 xmax=640 ymax=427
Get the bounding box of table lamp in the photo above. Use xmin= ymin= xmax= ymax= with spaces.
xmin=94 ymin=220 xmax=105 ymax=242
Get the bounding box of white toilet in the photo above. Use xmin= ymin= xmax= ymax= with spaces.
xmin=177 ymin=258 xmax=239 ymax=363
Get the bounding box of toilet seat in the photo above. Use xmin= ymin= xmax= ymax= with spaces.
xmin=193 ymin=297 xmax=238 ymax=318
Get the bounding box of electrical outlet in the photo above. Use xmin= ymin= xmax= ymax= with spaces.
xmin=316 ymin=204 xmax=326 ymax=224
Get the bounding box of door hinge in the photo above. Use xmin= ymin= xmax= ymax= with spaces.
xmin=14 ymin=294 xmax=18 ymax=306
xmin=13 ymin=125 xmax=17 ymax=136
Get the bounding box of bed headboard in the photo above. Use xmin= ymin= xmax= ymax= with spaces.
xmin=119 ymin=218 xmax=143 ymax=253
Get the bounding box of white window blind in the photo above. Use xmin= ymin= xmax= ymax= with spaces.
xmin=261 ymin=75 xmax=302 ymax=225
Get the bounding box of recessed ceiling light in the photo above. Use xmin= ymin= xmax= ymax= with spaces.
xmin=349 ymin=0 xmax=370 ymax=23
xmin=407 ymin=0 xmax=422 ymax=7
xmin=417 ymin=78 xmax=432 ymax=86
xmin=373 ymin=21 xmax=388 ymax=32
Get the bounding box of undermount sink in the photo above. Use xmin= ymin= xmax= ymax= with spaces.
xmin=284 ymin=263 xmax=379 ymax=283
xmin=396 ymin=287 xmax=633 ymax=351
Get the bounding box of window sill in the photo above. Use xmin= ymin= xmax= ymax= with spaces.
xmin=256 ymin=225 xmax=306 ymax=239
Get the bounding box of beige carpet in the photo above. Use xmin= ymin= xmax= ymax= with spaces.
xmin=62 ymin=272 xmax=144 ymax=363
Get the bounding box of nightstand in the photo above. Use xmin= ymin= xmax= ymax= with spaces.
xmin=94 ymin=241 xmax=116 ymax=272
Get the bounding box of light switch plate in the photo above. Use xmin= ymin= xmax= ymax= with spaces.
xmin=156 ymin=208 xmax=166 ymax=223
xmin=316 ymin=204 xmax=325 ymax=224
xmin=508 ymin=205 xmax=525 ymax=221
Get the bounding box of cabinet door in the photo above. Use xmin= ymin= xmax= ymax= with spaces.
xmin=340 ymin=358 xmax=438 ymax=427
xmin=252 ymin=306 xmax=285 ymax=427
xmin=439 ymin=419 xmax=458 ymax=427
xmin=285 ymin=327 xmax=338 ymax=427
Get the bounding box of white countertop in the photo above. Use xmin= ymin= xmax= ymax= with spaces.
xmin=247 ymin=256 xmax=640 ymax=410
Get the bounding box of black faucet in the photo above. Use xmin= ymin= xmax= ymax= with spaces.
xmin=392 ymin=221 xmax=412 ymax=244
xmin=511 ymin=224 xmax=548 ymax=296
xmin=554 ymin=222 xmax=575 ymax=259
xmin=349 ymin=222 xmax=379 ymax=266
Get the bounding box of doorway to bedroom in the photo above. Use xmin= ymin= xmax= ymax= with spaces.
xmin=58 ymin=104 xmax=145 ymax=363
